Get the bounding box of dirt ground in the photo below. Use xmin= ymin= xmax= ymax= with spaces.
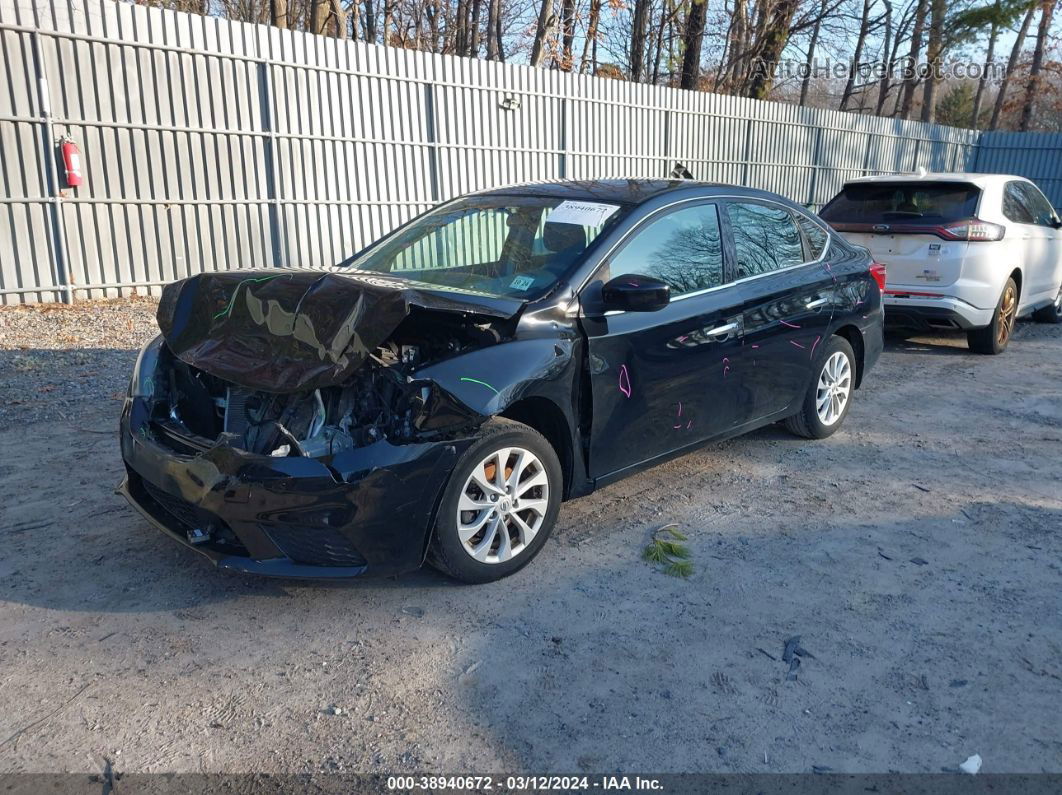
xmin=1 ymin=299 xmax=1060 ymax=777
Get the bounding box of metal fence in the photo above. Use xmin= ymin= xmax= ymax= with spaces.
xmin=2 ymin=0 xmax=1049 ymax=304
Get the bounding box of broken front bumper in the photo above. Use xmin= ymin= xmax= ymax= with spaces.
xmin=118 ymin=397 xmax=466 ymax=578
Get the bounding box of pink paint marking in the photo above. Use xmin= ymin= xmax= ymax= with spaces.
xmin=779 ymin=320 xmax=801 ymax=329
xmin=789 ymin=340 xmax=806 ymax=349
xmin=618 ymin=364 xmax=632 ymax=398
xmin=809 ymin=335 xmax=821 ymax=358
xmin=751 ymin=344 xmax=760 ymax=349
xmin=686 ymin=420 xmax=693 ymax=430
xmin=677 ymin=335 xmax=688 ymax=342
xmin=673 ymin=424 xmax=682 ymax=429
xmin=677 ymin=401 xmax=683 ymax=417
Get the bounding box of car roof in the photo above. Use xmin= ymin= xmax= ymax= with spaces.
xmin=843 ymin=172 xmax=1029 ymax=189
xmin=469 ymin=178 xmax=787 ymax=205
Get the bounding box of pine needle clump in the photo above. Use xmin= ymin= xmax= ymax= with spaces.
xmin=643 ymin=524 xmax=693 ymax=577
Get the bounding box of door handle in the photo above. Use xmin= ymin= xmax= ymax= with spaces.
xmin=806 ymin=298 xmax=828 ymax=309
xmin=706 ymin=322 xmax=739 ymax=337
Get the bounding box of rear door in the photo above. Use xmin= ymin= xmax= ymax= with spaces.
xmin=722 ymin=200 xmax=836 ymax=423
xmin=1008 ymin=181 xmax=1062 ymax=302
xmin=580 ymin=201 xmax=748 ymax=479
xmin=819 ymin=181 xmax=981 ymax=289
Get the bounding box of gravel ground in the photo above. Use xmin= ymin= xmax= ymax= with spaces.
xmin=0 ymin=298 xmax=160 ymax=430
xmin=1 ymin=298 xmax=1061 ymax=777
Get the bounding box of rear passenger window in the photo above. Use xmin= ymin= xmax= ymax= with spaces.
xmin=795 ymin=214 xmax=829 ymax=259
xmin=1014 ymin=182 xmax=1058 ymax=227
xmin=1002 ymin=183 xmax=1035 ymax=224
xmin=608 ymin=203 xmax=724 ymax=295
xmin=727 ymin=202 xmax=804 ymax=278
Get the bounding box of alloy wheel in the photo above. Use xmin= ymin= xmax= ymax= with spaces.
xmin=457 ymin=447 xmax=550 ymax=564
xmin=998 ymin=283 xmax=1018 ymax=346
xmin=815 ymin=351 xmax=852 ymax=426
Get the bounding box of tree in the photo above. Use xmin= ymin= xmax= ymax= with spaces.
xmin=800 ymin=0 xmax=829 ymax=105
xmin=629 ymin=0 xmax=653 ymax=80
xmin=1020 ymin=0 xmax=1058 ymax=130
xmin=919 ymin=0 xmax=945 ymax=122
xmin=840 ymin=0 xmax=874 ymax=111
xmin=991 ymin=1 xmax=1037 ymax=128
xmin=680 ymin=0 xmax=708 ymax=89
xmin=529 ymin=0 xmax=556 ymax=66
xmin=745 ymin=0 xmax=801 ymax=99
xmin=900 ymin=0 xmax=928 ymax=118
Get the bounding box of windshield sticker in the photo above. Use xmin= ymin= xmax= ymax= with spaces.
xmin=509 ymin=275 xmax=536 ymax=291
xmin=547 ymin=200 xmax=620 ymax=228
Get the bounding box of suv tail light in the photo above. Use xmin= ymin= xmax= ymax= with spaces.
xmin=869 ymin=262 xmax=887 ymax=293
xmin=939 ymin=219 xmax=1005 ymax=241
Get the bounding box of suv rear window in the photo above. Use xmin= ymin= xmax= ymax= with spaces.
xmin=820 ymin=181 xmax=981 ymax=225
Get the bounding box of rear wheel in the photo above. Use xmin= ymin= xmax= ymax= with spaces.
xmin=429 ymin=418 xmax=561 ymax=584
xmin=968 ymin=277 xmax=1018 ymax=354
xmin=784 ymin=335 xmax=856 ymax=440
xmin=1032 ymin=285 xmax=1062 ymax=324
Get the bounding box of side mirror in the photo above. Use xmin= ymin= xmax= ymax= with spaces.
xmin=601 ymin=274 xmax=671 ymax=312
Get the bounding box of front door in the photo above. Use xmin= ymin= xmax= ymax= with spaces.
xmin=721 ymin=200 xmax=836 ymax=422
xmin=580 ymin=202 xmax=751 ymax=479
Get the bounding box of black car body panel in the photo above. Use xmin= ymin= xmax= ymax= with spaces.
xmin=158 ymin=268 xmax=522 ymax=394
xmin=119 ymin=180 xmax=883 ymax=578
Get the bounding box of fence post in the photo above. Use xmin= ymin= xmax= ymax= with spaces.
xmin=807 ymin=126 xmax=823 ymax=208
xmin=257 ymin=61 xmax=283 ymax=268
xmin=741 ymin=118 xmax=754 ymax=186
xmin=662 ymin=108 xmax=672 ymax=177
xmin=558 ymin=96 xmax=568 ymax=179
xmin=862 ymin=133 xmax=874 ymax=175
xmin=31 ymin=30 xmax=72 ymax=303
xmin=424 ymin=82 xmax=441 ymax=202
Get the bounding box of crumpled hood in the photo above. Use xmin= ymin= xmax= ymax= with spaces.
xmin=157 ymin=269 xmax=522 ymax=393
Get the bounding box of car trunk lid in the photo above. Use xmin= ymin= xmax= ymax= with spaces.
xmin=820 ymin=180 xmax=982 ymax=289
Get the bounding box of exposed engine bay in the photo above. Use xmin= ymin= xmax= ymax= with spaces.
xmin=151 ymin=310 xmax=508 ymax=460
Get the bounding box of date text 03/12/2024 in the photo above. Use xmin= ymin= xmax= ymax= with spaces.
xmin=386 ymin=775 xmax=664 ymax=790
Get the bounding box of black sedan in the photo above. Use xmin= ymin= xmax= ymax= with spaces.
xmin=119 ymin=180 xmax=884 ymax=583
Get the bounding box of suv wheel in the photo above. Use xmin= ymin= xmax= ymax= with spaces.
xmin=1032 ymin=285 xmax=1062 ymax=324
xmin=784 ymin=335 xmax=856 ymax=440
xmin=968 ymin=277 xmax=1018 ymax=354
xmin=428 ymin=418 xmax=561 ymax=584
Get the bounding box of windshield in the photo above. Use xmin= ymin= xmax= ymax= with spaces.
xmin=339 ymin=195 xmax=626 ymax=300
xmin=820 ymin=181 xmax=981 ymax=224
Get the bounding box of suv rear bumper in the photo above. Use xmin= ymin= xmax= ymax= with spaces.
xmin=883 ymin=294 xmax=994 ymax=331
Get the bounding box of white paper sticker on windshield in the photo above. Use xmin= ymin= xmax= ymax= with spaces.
xmin=509 ymin=275 xmax=536 ymax=291
xmin=546 ymin=200 xmax=620 ymax=228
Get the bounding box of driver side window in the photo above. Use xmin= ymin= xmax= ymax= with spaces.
xmin=606 ymin=203 xmax=724 ymax=296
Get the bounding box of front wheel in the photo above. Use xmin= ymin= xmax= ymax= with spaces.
xmin=784 ymin=335 xmax=856 ymax=440
xmin=968 ymin=277 xmax=1018 ymax=354
xmin=1032 ymin=285 xmax=1062 ymax=324
xmin=428 ymin=418 xmax=562 ymax=584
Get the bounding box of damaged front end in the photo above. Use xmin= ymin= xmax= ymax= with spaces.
xmin=119 ymin=269 xmax=521 ymax=577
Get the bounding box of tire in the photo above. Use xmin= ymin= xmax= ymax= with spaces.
xmin=428 ymin=418 xmax=562 ymax=584
xmin=784 ymin=335 xmax=856 ymax=440
xmin=1032 ymin=285 xmax=1062 ymax=324
xmin=968 ymin=277 xmax=1018 ymax=354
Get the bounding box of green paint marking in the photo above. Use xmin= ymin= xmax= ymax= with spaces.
xmin=459 ymin=377 xmax=500 ymax=395
xmin=212 ymin=274 xmax=285 ymax=322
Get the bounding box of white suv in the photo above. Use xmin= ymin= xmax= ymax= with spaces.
xmin=820 ymin=173 xmax=1062 ymax=354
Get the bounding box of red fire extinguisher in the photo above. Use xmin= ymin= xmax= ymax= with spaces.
xmin=60 ymin=136 xmax=83 ymax=188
